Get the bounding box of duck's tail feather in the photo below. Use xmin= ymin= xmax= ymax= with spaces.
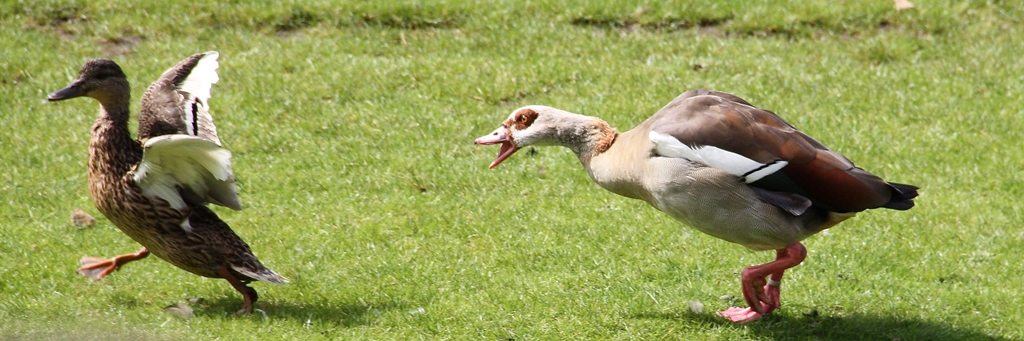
xmin=233 ymin=265 xmax=288 ymax=286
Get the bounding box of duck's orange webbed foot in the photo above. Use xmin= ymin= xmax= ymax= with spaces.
xmin=216 ymin=266 xmax=259 ymax=314
xmin=77 ymin=248 xmax=150 ymax=279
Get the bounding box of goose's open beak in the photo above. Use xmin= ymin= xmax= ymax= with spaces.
xmin=475 ymin=125 xmax=518 ymax=169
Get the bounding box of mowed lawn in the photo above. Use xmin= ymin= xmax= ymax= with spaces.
xmin=2 ymin=0 xmax=1022 ymax=340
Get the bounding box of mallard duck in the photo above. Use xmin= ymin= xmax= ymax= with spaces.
xmin=48 ymin=52 xmax=286 ymax=314
xmin=475 ymin=89 xmax=918 ymax=323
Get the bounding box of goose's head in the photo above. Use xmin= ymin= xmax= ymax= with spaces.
xmin=476 ymin=105 xmax=605 ymax=168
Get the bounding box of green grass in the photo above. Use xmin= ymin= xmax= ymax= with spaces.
xmin=2 ymin=0 xmax=1023 ymax=339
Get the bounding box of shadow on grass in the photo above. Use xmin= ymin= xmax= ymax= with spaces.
xmin=631 ymin=310 xmax=1009 ymax=341
xmin=196 ymin=295 xmax=404 ymax=328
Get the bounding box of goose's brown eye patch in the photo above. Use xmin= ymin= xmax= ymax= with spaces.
xmin=512 ymin=108 xmax=538 ymax=130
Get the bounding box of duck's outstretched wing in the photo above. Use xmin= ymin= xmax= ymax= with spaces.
xmin=133 ymin=51 xmax=242 ymax=222
xmin=133 ymin=134 xmax=241 ymax=231
xmin=138 ymin=51 xmax=222 ymax=144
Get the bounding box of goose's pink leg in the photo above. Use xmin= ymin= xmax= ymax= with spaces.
xmin=718 ymin=242 xmax=806 ymax=323
xmin=78 ymin=248 xmax=150 ymax=279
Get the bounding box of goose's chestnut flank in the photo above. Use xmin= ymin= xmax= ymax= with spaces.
xmin=476 ymin=89 xmax=918 ymax=323
xmin=48 ymin=52 xmax=286 ymax=314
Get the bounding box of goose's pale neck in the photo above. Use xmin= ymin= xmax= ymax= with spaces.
xmin=580 ymin=125 xmax=652 ymax=201
xmin=553 ymin=116 xmax=618 ymax=165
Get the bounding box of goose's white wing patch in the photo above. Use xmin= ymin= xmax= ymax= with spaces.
xmin=649 ymin=131 xmax=787 ymax=183
xmin=134 ymin=134 xmax=241 ymax=231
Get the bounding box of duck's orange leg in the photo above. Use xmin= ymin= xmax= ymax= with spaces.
xmin=78 ymin=247 xmax=150 ymax=280
xmin=718 ymin=242 xmax=806 ymax=323
xmin=217 ymin=266 xmax=258 ymax=314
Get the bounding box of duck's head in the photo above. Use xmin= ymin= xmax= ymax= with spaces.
xmin=476 ymin=105 xmax=599 ymax=169
xmin=48 ymin=59 xmax=129 ymax=104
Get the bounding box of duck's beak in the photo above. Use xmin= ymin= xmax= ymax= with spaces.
xmin=475 ymin=125 xmax=518 ymax=169
xmin=47 ymin=80 xmax=84 ymax=102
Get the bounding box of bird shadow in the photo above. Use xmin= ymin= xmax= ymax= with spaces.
xmin=630 ymin=309 xmax=1010 ymax=341
xmin=191 ymin=295 xmax=405 ymax=329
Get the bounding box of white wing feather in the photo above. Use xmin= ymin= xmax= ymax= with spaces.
xmin=134 ymin=134 xmax=241 ymax=231
xmin=649 ymin=131 xmax=787 ymax=183
xmin=177 ymin=52 xmax=219 ymax=104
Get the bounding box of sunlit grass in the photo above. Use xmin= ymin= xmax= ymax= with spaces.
xmin=1 ymin=1 xmax=1022 ymax=340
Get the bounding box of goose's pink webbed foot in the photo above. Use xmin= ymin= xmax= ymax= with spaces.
xmin=718 ymin=242 xmax=805 ymax=323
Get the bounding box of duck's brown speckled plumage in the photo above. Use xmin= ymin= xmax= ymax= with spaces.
xmin=88 ymin=114 xmax=272 ymax=281
xmin=50 ymin=54 xmax=284 ymax=313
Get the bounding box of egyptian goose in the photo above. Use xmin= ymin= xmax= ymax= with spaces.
xmin=48 ymin=52 xmax=286 ymax=314
xmin=475 ymin=89 xmax=918 ymax=323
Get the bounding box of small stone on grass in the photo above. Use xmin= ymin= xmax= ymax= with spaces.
xmin=71 ymin=209 xmax=95 ymax=228
xmin=687 ymin=300 xmax=704 ymax=313
xmin=164 ymin=302 xmax=194 ymax=319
